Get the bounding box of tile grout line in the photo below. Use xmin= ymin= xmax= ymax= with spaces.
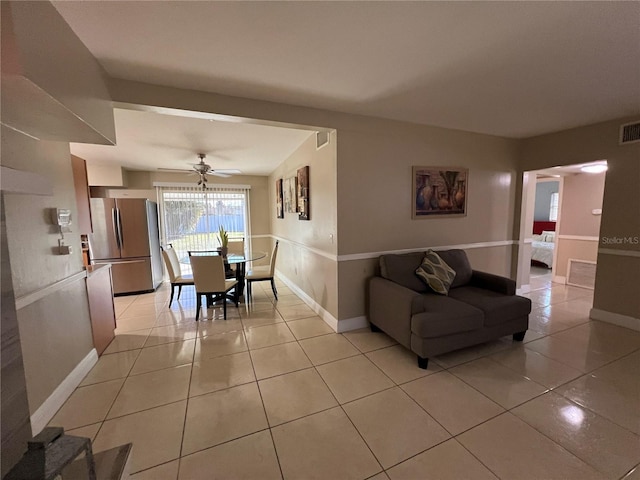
xmin=244 ymin=318 xmax=286 ymax=480
xmin=175 ymin=319 xmax=201 ymax=480
xmin=81 ymin=281 xmax=634 ymax=478
xmin=305 ymin=331 xmax=387 ymax=477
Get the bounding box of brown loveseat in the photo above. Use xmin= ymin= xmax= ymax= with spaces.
xmin=368 ymin=249 xmax=531 ymax=369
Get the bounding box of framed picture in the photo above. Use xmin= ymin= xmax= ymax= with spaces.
xmin=276 ymin=178 xmax=284 ymax=218
xmin=412 ymin=166 xmax=468 ymax=218
xmin=297 ymin=166 xmax=310 ymax=220
xmin=284 ymin=176 xmax=298 ymax=213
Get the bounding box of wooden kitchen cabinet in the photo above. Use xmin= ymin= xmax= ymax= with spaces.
xmin=71 ymin=155 xmax=92 ymax=233
xmin=86 ymin=264 xmax=116 ymax=356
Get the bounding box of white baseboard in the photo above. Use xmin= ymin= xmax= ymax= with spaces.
xmin=31 ymin=348 xmax=98 ymax=435
xmin=552 ymin=275 xmax=566 ymax=284
xmin=335 ymin=315 xmax=369 ymax=333
xmin=275 ymin=272 xmax=340 ymax=331
xmin=590 ymin=308 xmax=640 ymax=332
xmin=275 ymin=272 xmax=369 ymax=333
xmin=516 ymin=284 xmax=530 ymax=295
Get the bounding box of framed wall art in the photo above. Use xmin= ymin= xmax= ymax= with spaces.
xmin=276 ymin=178 xmax=284 ymax=218
xmin=284 ymin=176 xmax=297 ymax=213
xmin=297 ymin=166 xmax=310 ymax=220
xmin=412 ymin=166 xmax=468 ymax=218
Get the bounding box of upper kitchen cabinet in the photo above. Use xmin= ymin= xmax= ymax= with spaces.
xmin=1 ymin=2 xmax=116 ymax=145
xmin=86 ymin=164 xmax=127 ymax=187
xmin=71 ymin=155 xmax=93 ymax=233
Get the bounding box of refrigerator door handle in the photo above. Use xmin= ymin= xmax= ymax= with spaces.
xmin=111 ymin=208 xmax=120 ymax=249
xmin=116 ymin=208 xmax=124 ymax=248
xmin=93 ymin=259 xmax=147 ymax=265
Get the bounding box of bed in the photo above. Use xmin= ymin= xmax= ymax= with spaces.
xmin=531 ymin=221 xmax=556 ymax=268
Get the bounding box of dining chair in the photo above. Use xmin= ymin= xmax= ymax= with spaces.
xmin=189 ymin=254 xmax=238 ymax=321
xmin=161 ymin=244 xmax=194 ymax=307
xmin=188 ymin=249 xmax=221 ymax=256
xmin=227 ymin=238 xmax=245 ymax=256
xmin=246 ymin=240 xmax=279 ymax=300
xmin=225 ymin=238 xmax=245 ymax=278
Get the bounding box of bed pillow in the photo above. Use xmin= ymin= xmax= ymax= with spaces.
xmin=541 ymin=231 xmax=556 ymax=242
xmin=532 ymin=234 xmax=543 ymax=242
xmin=415 ymin=250 xmax=457 ymax=295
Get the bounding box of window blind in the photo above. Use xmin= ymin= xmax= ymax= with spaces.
xmin=156 ymin=185 xmax=252 ymax=265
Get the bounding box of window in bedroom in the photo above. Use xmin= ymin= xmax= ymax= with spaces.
xmin=549 ymin=192 xmax=559 ymax=221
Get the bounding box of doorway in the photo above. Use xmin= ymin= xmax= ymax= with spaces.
xmin=517 ymin=161 xmax=607 ymax=294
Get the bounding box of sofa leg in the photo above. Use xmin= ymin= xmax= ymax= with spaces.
xmin=513 ymin=331 xmax=526 ymax=342
xmin=417 ymin=356 xmax=429 ymax=369
xmin=370 ymin=323 xmax=382 ymax=333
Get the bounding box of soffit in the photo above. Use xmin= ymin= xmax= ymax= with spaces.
xmin=70 ymin=108 xmax=314 ymax=175
xmin=53 ymin=1 xmax=640 ymax=138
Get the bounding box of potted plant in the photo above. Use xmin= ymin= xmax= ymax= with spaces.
xmin=218 ymin=225 xmax=229 ymax=257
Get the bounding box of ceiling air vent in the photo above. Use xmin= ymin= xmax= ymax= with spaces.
xmin=619 ymin=121 xmax=640 ymax=145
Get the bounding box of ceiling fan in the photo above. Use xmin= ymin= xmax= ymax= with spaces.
xmin=159 ymin=153 xmax=241 ymax=190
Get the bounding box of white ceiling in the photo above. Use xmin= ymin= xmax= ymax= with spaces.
xmin=535 ymin=160 xmax=608 ymax=178
xmin=70 ymin=108 xmax=314 ymax=175
xmin=53 ymin=1 xmax=640 ymax=140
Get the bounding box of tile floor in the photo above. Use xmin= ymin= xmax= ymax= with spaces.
xmin=50 ymin=268 xmax=640 ymax=479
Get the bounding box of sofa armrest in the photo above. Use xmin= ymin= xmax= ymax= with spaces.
xmin=368 ymin=277 xmax=424 ymax=348
xmin=469 ymin=270 xmax=516 ymax=295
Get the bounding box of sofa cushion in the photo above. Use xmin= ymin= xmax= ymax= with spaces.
xmin=415 ymin=250 xmax=456 ymax=295
xmin=380 ymin=252 xmax=428 ymax=293
xmin=437 ymin=249 xmax=473 ymax=288
xmin=411 ymin=295 xmax=484 ymax=338
xmin=448 ymin=286 xmax=532 ymax=327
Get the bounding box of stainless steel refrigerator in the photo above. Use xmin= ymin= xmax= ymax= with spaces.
xmin=89 ymin=198 xmax=163 ymax=295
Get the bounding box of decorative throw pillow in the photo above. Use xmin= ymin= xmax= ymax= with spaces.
xmin=415 ymin=250 xmax=457 ymax=295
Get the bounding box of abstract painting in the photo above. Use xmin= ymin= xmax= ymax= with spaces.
xmin=284 ymin=176 xmax=297 ymax=213
xmin=297 ymin=166 xmax=310 ymax=220
xmin=276 ymin=178 xmax=284 ymax=218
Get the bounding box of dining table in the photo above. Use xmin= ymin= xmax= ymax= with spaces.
xmin=181 ymin=250 xmax=267 ymax=297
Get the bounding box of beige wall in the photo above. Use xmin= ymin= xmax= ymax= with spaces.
xmin=335 ymin=123 xmax=518 ymax=255
xmin=1 ymin=126 xmax=95 ymax=415
xmin=558 ymin=172 xmax=604 ymax=237
xmin=553 ymin=171 xmax=604 ymax=278
xmin=269 ymin=132 xmax=338 ymax=317
xmin=335 ymin=122 xmax=518 ymax=319
xmin=555 ymin=239 xmax=599 ymax=279
xmin=109 ymin=81 xmax=521 ymax=323
xmin=520 ymin=117 xmax=640 ymax=321
xmin=0 ymin=1 xmax=115 ymax=424
xmin=1 ymin=128 xmax=85 ymax=295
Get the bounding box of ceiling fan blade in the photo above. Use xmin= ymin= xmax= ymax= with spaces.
xmin=211 ymin=171 xmax=232 ymax=178
xmin=157 ymin=167 xmax=192 ymax=172
xmin=214 ymin=169 xmax=241 ymax=175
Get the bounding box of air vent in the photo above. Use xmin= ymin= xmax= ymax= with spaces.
xmin=316 ymin=131 xmax=330 ymax=150
xmin=619 ymin=121 xmax=640 ymax=145
xmin=567 ymin=259 xmax=596 ymax=290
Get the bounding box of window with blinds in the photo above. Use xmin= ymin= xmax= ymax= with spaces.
xmin=156 ymin=185 xmax=251 ymax=263
xmin=549 ymin=192 xmax=559 ymax=222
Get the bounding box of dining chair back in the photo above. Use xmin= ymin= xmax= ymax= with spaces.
xmin=189 ymin=254 xmax=238 ymax=321
xmin=188 ymin=250 xmax=221 ymax=256
xmin=268 ymin=240 xmax=279 ymax=276
xmin=161 ymin=244 xmax=194 ymax=306
xmin=246 ymin=240 xmax=279 ymax=300
xmin=227 ymin=238 xmax=245 ymax=256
